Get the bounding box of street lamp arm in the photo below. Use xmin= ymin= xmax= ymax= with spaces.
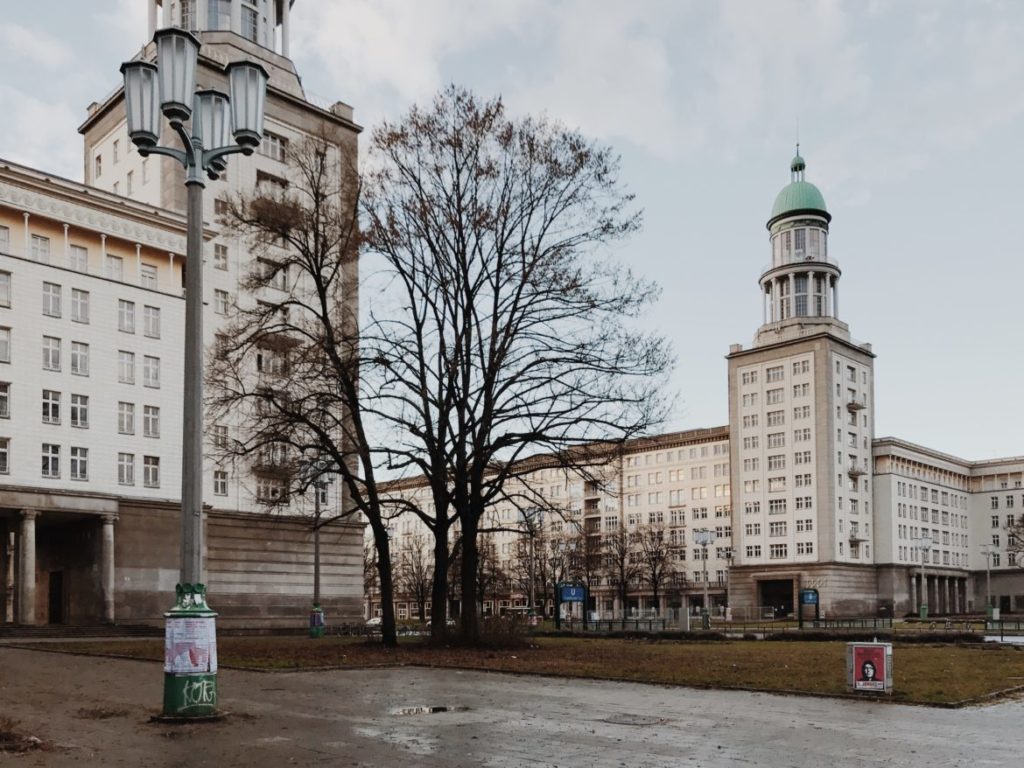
xmin=138 ymin=144 xmax=188 ymax=167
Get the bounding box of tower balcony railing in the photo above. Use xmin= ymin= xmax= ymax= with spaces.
xmin=760 ymin=253 xmax=839 ymax=275
xmin=847 ymin=464 xmax=867 ymax=478
xmin=846 ymin=399 xmax=866 ymax=412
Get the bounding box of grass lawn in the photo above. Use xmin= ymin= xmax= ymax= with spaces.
xmin=34 ymin=636 xmax=1024 ymax=706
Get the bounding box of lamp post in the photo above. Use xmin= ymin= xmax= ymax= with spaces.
xmin=694 ymin=528 xmax=715 ymax=629
xmin=911 ymin=533 xmax=932 ymax=620
xmin=121 ymin=29 xmax=267 ymax=718
xmin=519 ymin=508 xmax=544 ymax=623
xmin=980 ymin=543 xmax=995 ymax=619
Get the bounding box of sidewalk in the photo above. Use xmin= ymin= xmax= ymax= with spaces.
xmin=1 ymin=645 xmax=1022 ymax=767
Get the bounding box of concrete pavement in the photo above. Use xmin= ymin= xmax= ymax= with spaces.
xmin=0 ymin=646 xmax=1020 ymax=767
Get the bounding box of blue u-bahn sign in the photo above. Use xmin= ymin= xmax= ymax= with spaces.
xmin=559 ymin=585 xmax=586 ymax=602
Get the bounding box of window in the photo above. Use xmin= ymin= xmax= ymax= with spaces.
xmin=42 ymin=336 xmax=61 ymax=371
xmin=71 ymin=342 xmax=89 ymax=376
xmin=742 ymin=436 xmax=759 ymax=449
xmin=768 ymin=499 xmax=787 ymax=514
xmin=213 ymin=424 xmax=228 ymax=447
xmin=144 ymin=456 xmax=160 ymax=488
xmin=743 ymin=458 xmax=759 ymax=472
xmin=792 ymin=383 xmax=809 ymax=398
xmin=768 ymin=476 xmax=786 ymax=492
xmin=68 ymin=245 xmax=88 ymax=273
xmin=70 ymin=447 xmax=88 ymax=480
xmin=796 ymin=541 xmax=814 ymax=555
xmin=144 ymin=405 xmax=160 ymax=437
xmin=126 ymin=170 xmax=133 ymax=195
xmin=106 ymin=255 xmax=123 ymax=281
xmin=42 ymin=443 xmax=60 ymax=478
xmin=213 ymin=470 xmax=228 ymax=496
xmin=794 ymin=428 xmax=812 ymax=442
xmin=214 ymin=289 xmax=230 ymax=315
xmin=767 ymin=432 xmax=785 ymax=449
xmin=40 ymin=282 xmax=62 ymax=319
xmin=792 ymin=360 xmax=810 ymax=375
xmin=140 ymin=306 xmax=160 ymax=340
xmin=766 ymin=388 xmax=784 ymax=404
xmin=118 ymin=351 xmax=135 ymax=384
xmin=746 ymin=545 xmax=762 ymax=558
xmin=113 ymin=140 xmax=120 ymax=164
xmin=767 ymin=410 xmax=785 ymax=426
xmin=118 ymin=402 xmax=135 ymax=434
xmin=31 ymin=234 xmax=50 ymax=263
xmin=742 ymin=415 xmax=759 ymax=428
xmin=141 ymin=264 xmax=158 ymax=289
xmin=242 ymin=3 xmax=259 ymax=41
xmin=256 ymin=476 xmax=287 ymax=502
xmin=769 ymin=544 xmax=788 ymax=559
xmin=0 ymin=438 xmax=8 ymax=473
xmin=214 ymin=243 xmax=229 ymax=270
xmin=0 ymin=271 xmax=9 ymax=307
xmin=0 ymin=328 xmax=9 ymax=363
xmin=744 ymin=501 xmax=760 ymax=515
xmin=0 ymin=382 xmax=8 ymax=418
xmin=260 ymin=259 xmax=289 ymax=291
xmin=42 ymin=389 xmax=61 ymax=424
xmin=0 ymin=226 xmax=8 ymax=253
xmin=118 ymin=300 xmax=135 ymax=333
xmin=142 ymin=158 xmax=149 ymax=184
xmin=259 ymin=131 xmax=288 ymax=163
xmin=742 ymin=392 xmax=758 ymax=407
xmin=256 ymin=347 xmax=287 ymax=376
xmin=766 ymin=365 xmax=784 ymax=382
xmin=745 ymin=523 xmax=761 ymax=536
xmin=71 ymin=289 xmax=90 ymax=323
xmin=769 ymin=521 xmax=787 ymax=537
xmin=209 ymin=0 xmax=231 ymax=29
xmin=118 ymin=453 xmax=135 ymax=485
xmin=70 ymin=394 xmax=88 ymax=428
xmin=144 ymin=356 xmax=160 ymax=388
xmin=767 ymin=454 xmax=785 ymax=471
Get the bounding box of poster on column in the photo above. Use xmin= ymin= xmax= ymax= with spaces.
xmin=852 ymin=644 xmax=886 ymax=691
xmin=164 ymin=617 xmax=218 ymax=674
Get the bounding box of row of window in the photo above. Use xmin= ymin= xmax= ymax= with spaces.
xmin=745 ymin=542 xmax=815 ymax=559
xmin=623 ymin=443 xmax=729 ymax=467
xmin=5 ymin=333 xmax=163 ymax=387
xmin=0 ymin=439 xmax=160 ymax=486
xmin=0 ymin=231 xmax=159 ymax=285
xmin=626 ymin=485 xmax=731 ymax=506
xmin=625 ymin=464 xmax=730 ymax=486
xmin=5 ymin=388 xmax=160 ymax=435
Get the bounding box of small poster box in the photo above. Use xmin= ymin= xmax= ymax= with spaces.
xmin=846 ymin=642 xmax=893 ymax=694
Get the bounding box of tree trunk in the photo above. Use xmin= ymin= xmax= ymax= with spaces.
xmin=460 ymin=519 xmax=480 ymax=644
xmin=371 ymin=520 xmax=398 ymax=647
xmin=430 ymin=523 xmax=449 ymax=643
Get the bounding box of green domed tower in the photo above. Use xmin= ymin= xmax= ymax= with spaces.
xmin=759 ymin=150 xmax=840 ymax=326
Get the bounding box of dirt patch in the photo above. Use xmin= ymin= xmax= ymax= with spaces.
xmin=0 ymin=717 xmax=47 ymax=753
xmin=77 ymin=707 xmax=132 ymax=720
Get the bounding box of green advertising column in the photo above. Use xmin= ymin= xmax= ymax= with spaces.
xmin=163 ymin=583 xmax=218 ymax=717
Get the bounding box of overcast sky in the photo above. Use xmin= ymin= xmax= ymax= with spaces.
xmin=2 ymin=0 xmax=1023 ymax=460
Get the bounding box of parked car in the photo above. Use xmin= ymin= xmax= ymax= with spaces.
xmin=365 ymin=616 xmax=382 ymax=627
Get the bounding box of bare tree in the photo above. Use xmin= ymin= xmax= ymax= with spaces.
xmin=206 ymin=130 xmax=402 ymax=646
xmin=1007 ymin=515 xmax=1024 ymax=567
xmin=395 ymin=535 xmax=433 ymax=622
xmin=362 ymin=85 xmax=671 ymax=643
xmin=604 ymin=526 xmax=640 ymax=627
xmin=635 ymin=525 xmax=680 ymax=616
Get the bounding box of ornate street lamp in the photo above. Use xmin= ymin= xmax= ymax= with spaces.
xmin=911 ymin=534 xmax=932 ymax=620
xmin=121 ymin=28 xmax=268 ymax=719
xmin=693 ymin=528 xmax=715 ymax=629
xmin=980 ymin=543 xmax=996 ymax=620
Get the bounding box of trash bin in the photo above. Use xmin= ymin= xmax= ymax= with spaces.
xmin=309 ymin=604 xmax=325 ymax=638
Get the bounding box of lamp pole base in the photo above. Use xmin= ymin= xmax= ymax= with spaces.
xmin=162 ymin=583 xmax=219 ymax=718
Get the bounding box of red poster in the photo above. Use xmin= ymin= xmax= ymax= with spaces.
xmin=853 ymin=645 xmax=885 ymax=691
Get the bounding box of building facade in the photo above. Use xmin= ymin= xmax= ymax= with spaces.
xmin=376 ymin=152 xmax=1024 ymax=622
xmin=1 ymin=0 xmax=364 ymax=628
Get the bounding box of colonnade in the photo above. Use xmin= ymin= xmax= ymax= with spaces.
xmin=761 ymin=270 xmax=840 ymax=324
xmin=909 ymin=572 xmax=969 ymax=615
xmin=2 ymin=510 xmax=117 ymax=625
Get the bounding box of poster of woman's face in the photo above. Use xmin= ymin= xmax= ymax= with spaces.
xmin=853 ymin=645 xmax=886 ymax=691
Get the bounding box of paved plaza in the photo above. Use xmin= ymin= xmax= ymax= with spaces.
xmin=0 ymin=645 xmax=1021 ymax=767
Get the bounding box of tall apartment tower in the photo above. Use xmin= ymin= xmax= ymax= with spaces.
xmin=64 ymin=0 xmax=364 ymax=626
xmin=727 ymin=152 xmax=878 ymax=619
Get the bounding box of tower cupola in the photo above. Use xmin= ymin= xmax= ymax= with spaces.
xmin=758 ymin=149 xmax=841 ymax=330
xmin=149 ymin=1 xmax=297 ymax=58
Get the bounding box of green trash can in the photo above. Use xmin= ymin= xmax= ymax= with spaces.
xmin=309 ymin=604 xmax=325 ymax=638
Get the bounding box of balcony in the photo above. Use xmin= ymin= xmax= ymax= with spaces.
xmin=847 ymin=465 xmax=867 ymax=479
xmin=846 ymin=399 xmax=865 ymax=412
xmin=849 ymin=529 xmax=867 ymax=543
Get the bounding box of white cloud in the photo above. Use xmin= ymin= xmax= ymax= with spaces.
xmin=0 ymin=84 xmax=82 ymax=179
xmin=0 ymin=23 xmax=73 ymax=69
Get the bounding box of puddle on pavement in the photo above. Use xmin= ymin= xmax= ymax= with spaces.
xmin=390 ymin=706 xmax=469 ymax=716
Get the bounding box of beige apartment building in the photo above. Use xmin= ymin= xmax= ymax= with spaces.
xmin=376 ymin=152 xmax=1024 ymax=623
xmin=1 ymin=0 xmax=364 ymax=628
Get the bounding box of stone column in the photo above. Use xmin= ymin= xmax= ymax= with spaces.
xmin=18 ymin=510 xmax=38 ymax=625
xmin=788 ymin=273 xmax=795 ymax=319
xmin=101 ymin=515 xmax=118 ymax=624
xmin=4 ymin=527 xmax=13 ymax=623
xmin=148 ymin=0 xmax=158 ymax=38
xmin=282 ymin=0 xmax=292 ymax=57
xmin=762 ymin=284 xmax=768 ymax=325
xmin=231 ymin=0 xmax=242 ymax=35
xmin=953 ymin=578 xmax=961 ymax=614
xmin=833 ymin=279 xmax=839 ymax=317
xmin=909 ymin=571 xmax=917 ymax=615
xmin=825 ymin=275 xmax=832 ymax=316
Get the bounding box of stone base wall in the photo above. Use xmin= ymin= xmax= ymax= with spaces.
xmin=114 ymin=505 xmax=364 ymax=628
xmin=729 ymin=563 xmax=879 ymax=618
